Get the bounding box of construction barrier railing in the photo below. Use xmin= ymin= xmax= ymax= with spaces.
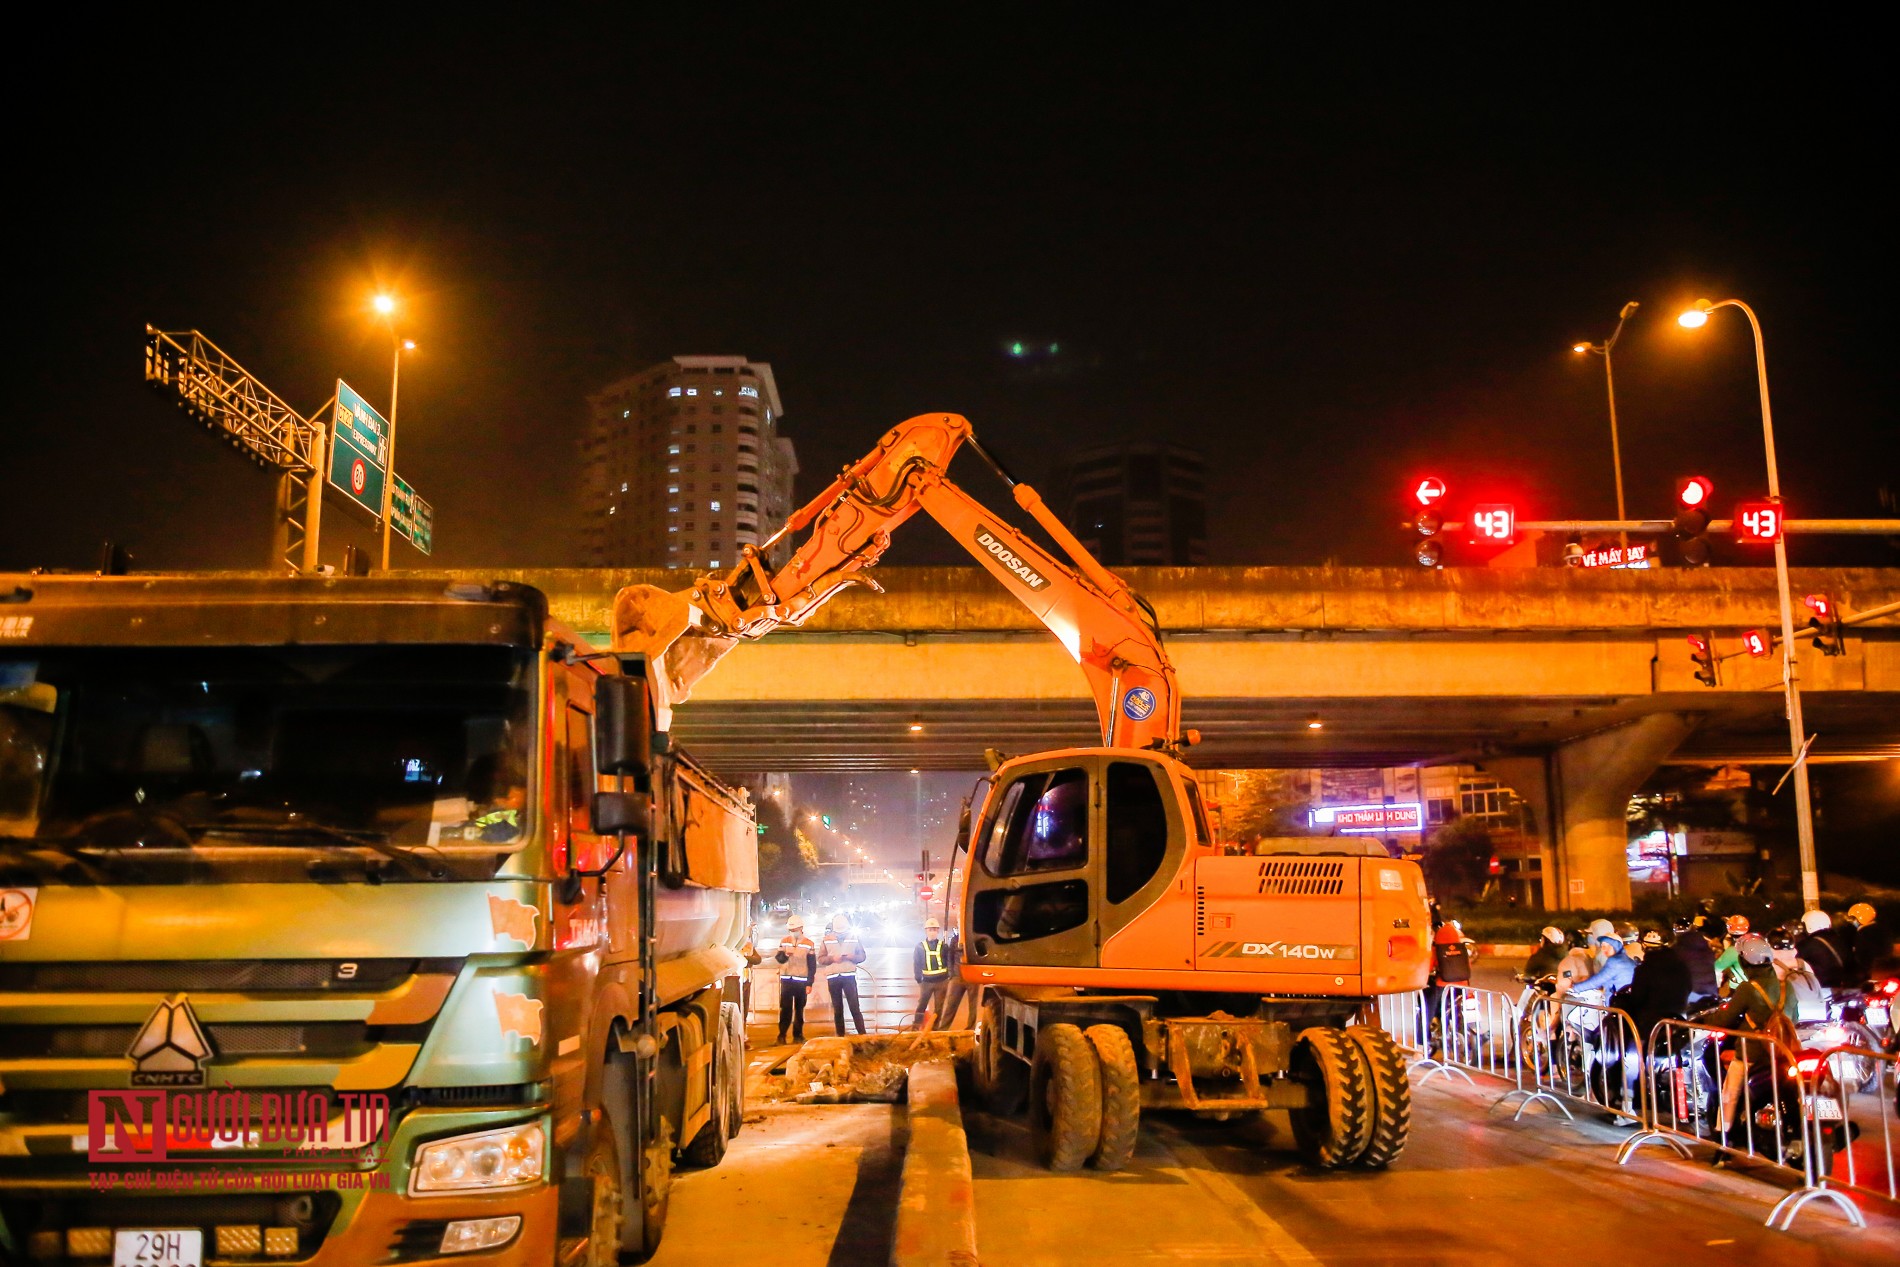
xmin=1501 ymin=993 xmax=1647 ymax=1126
xmin=1358 ymin=987 xmax=1888 ymax=1234
xmin=1616 ymin=1017 xmax=1864 ymax=1230
xmin=1817 ymin=1043 xmax=1897 ymax=1209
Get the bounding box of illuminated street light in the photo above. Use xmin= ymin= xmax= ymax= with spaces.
xmin=1306 ymin=712 xmax=1323 ymax=730
xmin=1572 ymin=300 xmax=1640 ymax=546
xmin=1677 ymin=296 xmax=1818 ymax=909
xmin=370 ymin=294 xmax=416 ymax=571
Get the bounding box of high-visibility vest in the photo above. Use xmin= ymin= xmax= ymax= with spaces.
xmin=778 ymin=938 xmax=815 ymax=983
xmin=921 ymin=940 xmax=947 ymax=979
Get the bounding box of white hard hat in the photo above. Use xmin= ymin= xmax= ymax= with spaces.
xmin=1586 ymin=918 xmax=1617 ymax=943
xmin=1541 ymin=926 xmax=1565 ymax=945
xmin=1800 ymin=909 xmax=1831 ymax=934
xmin=786 ymin=914 xmax=805 ymax=931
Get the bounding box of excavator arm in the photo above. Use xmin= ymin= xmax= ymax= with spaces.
xmin=613 ymin=413 xmax=1183 ymax=750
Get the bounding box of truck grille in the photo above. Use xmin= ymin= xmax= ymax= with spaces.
xmin=1253 ymin=860 xmax=1346 ymax=896
xmin=0 ymin=957 xmax=460 ymax=993
xmin=0 ymin=1022 xmax=377 ymax=1060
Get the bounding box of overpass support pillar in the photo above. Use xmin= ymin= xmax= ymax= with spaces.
xmin=1550 ymin=712 xmax=1698 ymax=912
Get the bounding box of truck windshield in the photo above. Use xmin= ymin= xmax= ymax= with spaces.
xmin=1 ymin=645 xmax=534 ymax=869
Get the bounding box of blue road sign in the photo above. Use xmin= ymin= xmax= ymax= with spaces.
xmin=327 ymin=380 xmax=388 ymax=519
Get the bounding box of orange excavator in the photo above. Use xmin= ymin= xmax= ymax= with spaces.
xmin=614 ymin=413 xmax=1430 ymax=1173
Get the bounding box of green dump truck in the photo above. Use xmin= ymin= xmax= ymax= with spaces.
xmin=0 ymin=574 xmax=757 ymax=1265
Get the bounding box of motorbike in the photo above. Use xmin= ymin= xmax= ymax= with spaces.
xmin=1796 ymin=985 xmax=1885 ymax=1095
xmin=1650 ymin=1026 xmax=1852 ymax=1176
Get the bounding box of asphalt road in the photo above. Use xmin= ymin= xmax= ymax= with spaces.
xmin=966 ymin=1077 xmax=1898 ymax=1266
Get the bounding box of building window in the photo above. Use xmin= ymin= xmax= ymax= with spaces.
xmin=711 ymin=423 xmax=722 ymax=432
xmin=713 ymin=388 xmax=724 ymax=396
xmin=686 ymin=387 xmax=698 ymax=396
xmin=710 ymin=559 xmax=720 ymax=567
xmin=620 ymin=482 xmax=628 ymax=492
xmin=710 ymin=500 xmax=721 ymax=512
xmin=668 ymin=444 xmax=680 ymax=455
xmin=622 ymin=409 xmax=631 ymax=418
xmin=668 ymin=387 xmax=682 ymax=397
xmin=667 ymin=484 xmax=679 ymax=494
xmin=740 ymin=385 xmax=759 ymax=398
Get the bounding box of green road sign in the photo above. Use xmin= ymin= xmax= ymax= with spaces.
xmin=327 ymin=380 xmax=388 ymax=519
xmin=391 ymin=472 xmax=433 ymax=555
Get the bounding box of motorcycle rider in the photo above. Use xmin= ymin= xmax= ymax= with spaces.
xmin=1794 ymin=908 xmax=1856 ymax=989
xmin=1610 ymin=929 xmax=1692 ymax=1115
xmin=1712 ymin=914 xmax=1752 ymax=992
xmin=1696 ymin=933 xmax=1799 ymax=1154
xmin=1567 ymin=921 xmax=1638 ymax=1101
xmin=1844 ymin=901 xmax=1896 ymax=977
xmin=1569 ymin=920 xmax=1637 ymax=997
xmin=1525 ymin=926 xmax=1568 ymax=980
xmin=1673 ymin=915 xmax=1720 ymax=1008
xmin=1424 ymin=909 xmax=1473 ymax=1056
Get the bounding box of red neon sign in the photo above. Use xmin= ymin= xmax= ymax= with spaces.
xmin=1414 ymin=477 xmax=1447 ymax=508
xmin=1734 ymin=499 xmax=1783 ymax=543
xmin=1742 ymin=629 xmax=1772 ymax=658
xmin=1467 ymin=503 xmax=1516 ymax=545
xmin=1579 ymin=543 xmax=1649 ymax=569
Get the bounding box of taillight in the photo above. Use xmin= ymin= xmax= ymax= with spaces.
xmin=1793 ymin=1056 xmax=1823 ymax=1077
xmin=1879 ymin=979 xmax=1900 ymax=997
xmin=1387 ymin=935 xmax=1418 ymax=958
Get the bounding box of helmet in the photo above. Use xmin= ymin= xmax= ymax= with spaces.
xmin=1800 ymin=909 xmax=1831 ymax=934
xmin=1736 ymin=934 xmax=1772 ymax=966
xmin=1848 ymin=902 xmax=1876 ymax=926
xmin=924 ymin=916 xmax=942 ymax=932
xmin=1541 ymin=926 xmax=1566 ymax=945
xmin=785 ymin=914 xmax=805 ymax=931
xmin=1725 ymin=915 xmax=1751 ymax=937
xmin=1641 ymin=929 xmax=1665 ymax=948
xmin=1617 ymin=921 xmax=1641 ymax=943
xmin=1586 ymin=918 xmax=1617 ymax=944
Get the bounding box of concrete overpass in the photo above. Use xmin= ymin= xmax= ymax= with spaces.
xmin=424 ymin=565 xmax=1900 ymax=909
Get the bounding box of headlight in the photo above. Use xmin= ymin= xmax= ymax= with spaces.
xmin=410 ymin=1121 xmax=546 ymax=1195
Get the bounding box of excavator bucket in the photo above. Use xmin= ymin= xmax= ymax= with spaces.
xmin=610 ymin=584 xmax=739 ymax=725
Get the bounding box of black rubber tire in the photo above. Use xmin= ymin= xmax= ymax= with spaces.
xmin=1084 ymin=1024 xmax=1141 ymax=1171
xmin=1031 ymin=1022 xmax=1102 ymax=1172
xmin=977 ymin=994 xmax=1029 ymax=1115
xmin=600 ymin=1047 xmax=669 ymax=1262
xmin=1289 ymin=1026 xmax=1373 ymax=1170
xmin=582 ymin=1110 xmax=625 ymax=1267
xmin=681 ymin=1012 xmax=733 ymax=1168
xmin=721 ymin=1002 xmax=746 ymax=1139
xmin=1344 ymin=1024 xmax=1412 ymax=1169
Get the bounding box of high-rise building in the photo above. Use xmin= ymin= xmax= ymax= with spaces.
xmin=582 ymin=356 xmax=798 ymax=570
xmin=1057 ymin=442 xmax=1208 ymax=566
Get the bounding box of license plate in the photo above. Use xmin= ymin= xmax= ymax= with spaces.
xmin=114 ymin=1229 xmax=203 ymax=1267
xmin=1805 ymin=1096 xmax=1842 ymax=1121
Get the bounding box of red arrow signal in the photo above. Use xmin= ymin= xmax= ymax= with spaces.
xmin=1414 ymin=477 xmax=1446 ymax=507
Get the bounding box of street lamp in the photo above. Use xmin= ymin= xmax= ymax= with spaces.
xmin=1572 ymin=300 xmax=1640 ymax=546
xmin=1677 ymin=296 xmax=1819 ymax=909
xmin=370 ymin=295 xmax=415 ymax=570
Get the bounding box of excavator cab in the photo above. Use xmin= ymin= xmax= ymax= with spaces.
xmin=961 ymin=748 xmax=1204 ymax=976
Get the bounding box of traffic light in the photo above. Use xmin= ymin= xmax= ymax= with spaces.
xmin=1741 ymin=629 xmax=1773 ymax=658
xmin=1687 ymin=632 xmax=1719 ymax=687
xmin=1804 ymin=593 xmax=1844 ymax=655
xmin=1674 ymin=476 xmax=1714 ymax=566
xmin=1407 ymin=476 xmax=1446 ymax=567
xmin=1467 ymin=503 xmax=1516 ymax=546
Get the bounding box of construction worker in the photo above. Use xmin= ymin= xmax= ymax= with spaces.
xmin=774 ymin=915 xmax=817 ymax=1045
xmin=820 ymin=914 xmax=868 ymax=1035
xmin=913 ymin=917 xmax=953 ymax=1030
xmin=938 ymin=928 xmax=979 ymax=1030
xmin=1844 ymin=901 xmax=1896 ymax=977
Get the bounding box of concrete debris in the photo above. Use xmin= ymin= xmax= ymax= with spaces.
xmin=760 ymin=1032 xmax=975 ymax=1104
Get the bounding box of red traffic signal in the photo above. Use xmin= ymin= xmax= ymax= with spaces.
xmin=1686 ymin=632 xmax=1718 ymax=687
xmin=1467 ymin=503 xmax=1516 ymax=545
xmin=1734 ymin=498 xmax=1784 ymax=543
xmin=1742 ymin=629 xmax=1772 ymax=658
xmin=1676 ymin=476 xmax=1713 ymax=509
xmin=1414 ymin=476 xmax=1447 ymax=508
xmin=1803 ymin=593 xmax=1833 ymax=618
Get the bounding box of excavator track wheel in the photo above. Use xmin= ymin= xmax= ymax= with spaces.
xmin=1344 ymin=1024 xmax=1413 ymax=1169
xmin=1031 ymin=1022 xmax=1102 ymax=1172
xmin=1084 ymin=1024 xmax=1141 ymax=1171
xmin=1289 ymin=1026 xmax=1374 ymax=1170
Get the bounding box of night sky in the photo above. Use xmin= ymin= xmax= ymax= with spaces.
xmin=7 ymin=17 xmax=1891 ymax=573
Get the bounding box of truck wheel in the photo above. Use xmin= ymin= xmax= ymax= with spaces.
xmin=682 ymin=1013 xmax=734 ymax=1168
xmin=1344 ymin=1024 xmax=1412 ymax=1169
xmin=1031 ymin=1022 xmax=1101 ymax=1171
xmin=1084 ymin=1024 xmax=1141 ymax=1171
xmin=582 ymin=1113 xmax=626 ymax=1267
xmin=601 ymin=1047 xmax=670 ymax=1261
xmin=976 ymin=994 xmax=1028 ymax=1115
xmin=721 ymin=1001 xmax=747 ymax=1138
xmin=1289 ymin=1027 xmax=1373 ymax=1170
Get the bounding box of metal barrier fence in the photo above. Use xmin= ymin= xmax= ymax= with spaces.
xmin=1501 ymin=993 xmax=1647 ymax=1126
xmin=1818 ymin=1043 xmax=1898 ymax=1208
xmin=1616 ymin=1017 xmax=1863 ymax=1231
xmin=1358 ymin=986 xmax=1891 ymax=1234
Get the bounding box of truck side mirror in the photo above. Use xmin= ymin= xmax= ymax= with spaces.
xmin=594 ymin=673 xmax=652 ymax=790
xmin=591 ymin=790 xmax=650 ymax=838
xmin=952 ymin=799 xmax=972 ymax=855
